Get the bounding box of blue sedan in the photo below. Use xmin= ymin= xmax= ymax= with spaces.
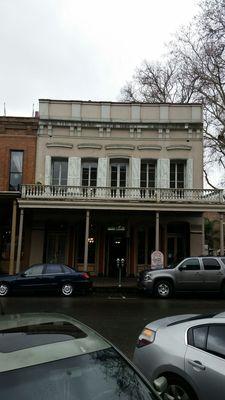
xmin=0 ymin=264 xmax=92 ymax=296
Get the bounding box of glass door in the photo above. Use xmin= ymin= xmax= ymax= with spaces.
xmin=82 ymin=161 xmax=97 ymax=197
xmin=110 ymin=162 xmax=127 ymax=198
xmin=51 ymin=158 xmax=68 ymax=186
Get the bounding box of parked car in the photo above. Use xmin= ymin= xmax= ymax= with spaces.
xmin=0 ymin=263 xmax=92 ymax=297
xmin=133 ymin=311 xmax=225 ymax=400
xmin=138 ymin=256 xmax=225 ymax=298
xmin=0 ymin=312 xmax=172 ymax=400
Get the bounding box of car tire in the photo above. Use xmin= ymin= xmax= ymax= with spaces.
xmin=0 ymin=282 xmax=10 ymax=297
xmin=164 ymin=375 xmax=198 ymax=400
xmin=61 ymin=283 xmax=74 ymax=297
xmin=154 ymin=280 xmax=173 ymax=298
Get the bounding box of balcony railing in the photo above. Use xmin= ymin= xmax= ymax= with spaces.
xmin=21 ymin=184 xmax=224 ymax=203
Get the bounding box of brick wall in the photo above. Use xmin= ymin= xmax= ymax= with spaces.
xmin=0 ymin=117 xmax=38 ymax=190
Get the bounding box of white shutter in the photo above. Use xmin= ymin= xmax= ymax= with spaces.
xmin=186 ymin=159 xmax=193 ymax=189
xmin=131 ymin=158 xmax=141 ymax=187
xmin=97 ymin=158 xmax=108 ymax=187
xmin=157 ymin=159 xmax=170 ymax=188
xmin=68 ymin=157 xmax=81 ymax=186
xmin=45 ymin=156 xmax=51 ymax=185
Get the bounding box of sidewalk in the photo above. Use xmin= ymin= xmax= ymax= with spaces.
xmin=92 ymin=276 xmax=138 ymax=294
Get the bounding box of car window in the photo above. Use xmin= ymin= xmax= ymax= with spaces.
xmin=180 ymin=259 xmax=200 ymax=270
xmin=45 ymin=264 xmax=63 ymax=274
xmin=203 ymin=258 xmax=221 ymax=270
xmin=0 ymin=348 xmax=158 ymax=400
xmin=207 ymin=325 xmax=225 ymax=358
xmin=25 ymin=265 xmax=44 ymax=276
xmin=62 ymin=265 xmax=73 ymax=274
xmin=191 ymin=326 xmax=208 ymax=350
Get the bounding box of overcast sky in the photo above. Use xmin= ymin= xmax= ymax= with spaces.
xmin=0 ymin=0 xmax=198 ymax=116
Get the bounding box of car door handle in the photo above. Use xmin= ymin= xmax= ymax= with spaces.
xmin=188 ymin=360 xmax=206 ymax=370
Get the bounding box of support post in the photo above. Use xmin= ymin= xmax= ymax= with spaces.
xmin=84 ymin=210 xmax=90 ymax=271
xmin=16 ymin=209 xmax=24 ymax=273
xmin=202 ymin=214 xmax=205 ymax=256
xmin=155 ymin=212 xmax=159 ymax=251
xmin=220 ymin=213 xmax=224 ymax=256
xmin=9 ymin=200 xmax=17 ymax=275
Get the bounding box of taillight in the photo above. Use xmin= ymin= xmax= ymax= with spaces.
xmin=137 ymin=328 xmax=156 ymax=348
xmin=81 ymin=273 xmax=89 ymax=280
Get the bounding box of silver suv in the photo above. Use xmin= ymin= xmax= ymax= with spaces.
xmin=138 ymin=257 xmax=225 ymax=298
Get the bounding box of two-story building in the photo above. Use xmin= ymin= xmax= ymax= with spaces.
xmin=0 ymin=116 xmax=38 ymax=273
xmin=18 ymin=100 xmax=225 ymax=276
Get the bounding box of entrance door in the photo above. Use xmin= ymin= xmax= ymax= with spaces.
xmin=46 ymin=233 xmax=67 ymax=264
xmin=106 ymin=233 xmax=127 ymax=277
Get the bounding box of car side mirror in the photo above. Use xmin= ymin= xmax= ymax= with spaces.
xmin=20 ymin=273 xmax=26 ymax=277
xmin=178 ymin=266 xmax=184 ymax=271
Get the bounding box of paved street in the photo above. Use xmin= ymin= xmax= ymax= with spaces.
xmin=1 ymin=293 xmax=225 ymax=359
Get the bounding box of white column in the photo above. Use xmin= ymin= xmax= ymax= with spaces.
xmin=202 ymin=214 xmax=205 ymax=255
xmin=68 ymin=157 xmax=81 ymax=186
xmin=220 ymin=214 xmax=224 ymax=256
xmin=157 ymin=159 xmax=170 ymax=188
xmin=84 ymin=210 xmax=90 ymax=271
xmin=16 ymin=209 xmax=24 ymax=273
xmin=45 ymin=155 xmax=51 ymax=185
xmin=186 ymin=159 xmax=193 ymax=189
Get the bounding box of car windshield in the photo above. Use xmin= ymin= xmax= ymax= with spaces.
xmin=0 ymin=347 xmax=158 ymax=400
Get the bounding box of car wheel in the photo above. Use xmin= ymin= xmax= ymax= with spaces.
xmin=0 ymin=283 xmax=9 ymax=297
xmin=61 ymin=283 xmax=73 ymax=296
xmin=165 ymin=376 xmax=198 ymax=400
xmin=154 ymin=280 xmax=173 ymax=298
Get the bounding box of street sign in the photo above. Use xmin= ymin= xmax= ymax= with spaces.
xmin=151 ymin=251 xmax=164 ymax=269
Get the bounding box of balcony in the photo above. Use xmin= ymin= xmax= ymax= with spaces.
xmin=21 ymin=184 xmax=224 ymax=204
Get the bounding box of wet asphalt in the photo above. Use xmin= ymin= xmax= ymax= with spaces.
xmin=0 ymin=292 xmax=225 ymax=359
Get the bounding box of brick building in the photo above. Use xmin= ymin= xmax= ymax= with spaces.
xmin=0 ymin=117 xmax=38 ymax=273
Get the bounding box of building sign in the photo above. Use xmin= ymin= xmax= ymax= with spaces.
xmin=107 ymin=225 xmax=125 ymax=231
xmin=151 ymin=251 xmax=164 ymax=269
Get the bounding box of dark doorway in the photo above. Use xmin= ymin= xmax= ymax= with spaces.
xmin=167 ymin=222 xmax=190 ymax=265
xmin=106 ymin=232 xmax=127 ymax=277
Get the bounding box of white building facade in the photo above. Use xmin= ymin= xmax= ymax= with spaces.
xmin=18 ymin=100 xmax=225 ymax=276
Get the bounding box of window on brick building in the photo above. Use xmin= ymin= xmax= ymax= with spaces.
xmin=9 ymin=151 xmax=23 ymax=191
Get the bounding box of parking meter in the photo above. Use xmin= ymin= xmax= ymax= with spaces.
xmin=116 ymin=258 xmax=122 ymax=287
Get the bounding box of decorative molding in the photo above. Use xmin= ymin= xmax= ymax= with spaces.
xmin=46 ymin=142 xmax=73 ymax=148
xmin=166 ymin=145 xmax=192 ymax=151
xmin=77 ymin=144 xmax=102 ymax=149
xmin=40 ymin=119 xmax=202 ymax=131
xmin=138 ymin=145 xmax=162 ymax=151
xmin=105 ymin=144 xmax=135 ymax=150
